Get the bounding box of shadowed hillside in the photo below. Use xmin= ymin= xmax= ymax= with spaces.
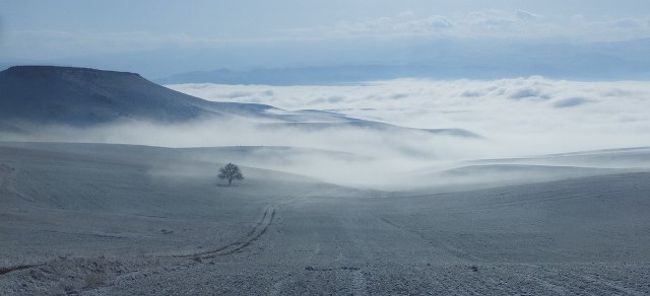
xmin=0 ymin=66 xmax=275 ymax=125
xmin=0 ymin=66 xmax=479 ymax=141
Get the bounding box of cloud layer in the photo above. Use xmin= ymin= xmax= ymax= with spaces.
xmin=289 ymin=10 xmax=650 ymax=41
xmin=170 ymin=77 xmax=650 ymax=157
xmin=3 ymin=9 xmax=649 ymax=63
xmin=4 ymin=77 xmax=650 ymax=189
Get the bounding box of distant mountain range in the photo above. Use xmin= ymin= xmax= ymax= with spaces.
xmin=148 ymin=38 xmax=650 ymax=84
xmin=4 ymin=38 xmax=649 ymax=83
xmin=156 ymin=65 xmax=452 ymax=85
xmin=157 ymin=52 xmax=650 ymax=85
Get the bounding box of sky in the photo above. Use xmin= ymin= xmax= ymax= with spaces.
xmin=1 ymin=1 xmax=650 ymax=78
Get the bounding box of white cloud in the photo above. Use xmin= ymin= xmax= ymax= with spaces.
xmin=169 ymin=78 xmax=650 ymax=157
xmin=4 ymin=77 xmax=649 ymax=189
xmin=290 ymin=10 xmax=650 ymax=41
xmin=3 ymin=10 xmax=648 ymax=62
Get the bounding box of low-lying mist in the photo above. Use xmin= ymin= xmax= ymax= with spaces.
xmin=0 ymin=116 xmax=487 ymax=189
xmin=171 ymin=77 xmax=650 ymax=154
xmin=3 ymin=77 xmax=650 ymax=190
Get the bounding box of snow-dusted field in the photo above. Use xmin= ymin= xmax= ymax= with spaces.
xmin=1 ymin=142 xmax=649 ymax=295
xmin=2 ymin=70 xmax=650 ymax=295
xmin=3 ymin=0 xmax=650 ymax=292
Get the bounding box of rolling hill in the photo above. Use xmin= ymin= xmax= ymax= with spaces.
xmin=0 ymin=66 xmax=276 ymax=125
xmin=0 ymin=66 xmax=478 ymax=140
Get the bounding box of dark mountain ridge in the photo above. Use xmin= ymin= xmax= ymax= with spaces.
xmin=0 ymin=65 xmax=480 ymax=139
xmin=0 ymin=66 xmax=274 ymax=125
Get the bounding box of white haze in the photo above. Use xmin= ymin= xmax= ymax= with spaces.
xmin=1 ymin=116 xmax=483 ymax=188
xmin=3 ymin=77 xmax=650 ymax=189
xmin=169 ymin=77 xmax=650 ymax=156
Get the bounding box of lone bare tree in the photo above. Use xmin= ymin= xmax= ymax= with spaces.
xmin=218 ymin=163 xmax=244 ymax=186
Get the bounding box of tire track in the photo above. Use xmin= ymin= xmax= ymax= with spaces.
xmin=176 ymin=206 xmax=275 ymax=259
xmin=0 ymin=263 xmax=44 ymax=276
xmin=0 ymin=164 xmax=33 ymax=202
xmin=350 ymin=269 xmax=367 ymax=296
xmin=0 ymin=164 xmax=15 ymax=193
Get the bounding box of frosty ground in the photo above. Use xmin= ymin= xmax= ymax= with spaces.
xmin=1 ymin=142 xmax=649 ymax=295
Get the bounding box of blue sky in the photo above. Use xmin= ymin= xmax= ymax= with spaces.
xmin=1 ymin=0 xmax=649 ymax=78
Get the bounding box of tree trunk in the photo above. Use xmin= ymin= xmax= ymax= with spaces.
xmin=228 ymin=178 xmax=232 ymax=186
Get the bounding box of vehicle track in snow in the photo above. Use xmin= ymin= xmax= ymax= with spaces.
xmin=176 ymin=205 xmax=275 ymax=259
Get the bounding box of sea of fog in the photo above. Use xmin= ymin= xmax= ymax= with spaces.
xmin=3 ymin=77 xmax=649 ymax=188
xmin=169 ymin=77 xmax=650 ymax=157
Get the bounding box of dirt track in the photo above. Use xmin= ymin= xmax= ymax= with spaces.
xmin=177 ymin=206 xmax=276 ymax=259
